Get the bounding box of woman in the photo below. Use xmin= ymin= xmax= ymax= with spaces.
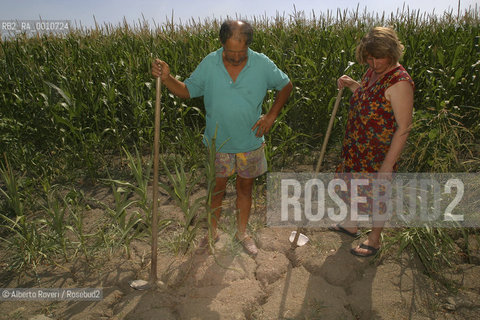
xmin=330 ymin=27 xmax=414 ymax=257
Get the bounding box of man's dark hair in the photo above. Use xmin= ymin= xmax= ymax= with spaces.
xmin=219 ymin=20 xmax=253 ymax=45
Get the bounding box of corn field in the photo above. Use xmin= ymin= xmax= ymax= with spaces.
xmin=1 ymin=7 xmax=479 ymax=179
xmin=0 ymin=7 xmax=479 ymax=274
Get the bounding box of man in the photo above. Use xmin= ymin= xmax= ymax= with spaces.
xmin=151 ymin=20 xmax=292 ymax=255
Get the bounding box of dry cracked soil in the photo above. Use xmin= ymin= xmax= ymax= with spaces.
xmin=1 ymin=177 xmax=480 ymax=320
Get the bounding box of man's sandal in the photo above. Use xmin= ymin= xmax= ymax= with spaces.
xmin=196 ymin=234 xmax=220 ymax=254
xmin=236 ymin=234 xmax=258 ymax=256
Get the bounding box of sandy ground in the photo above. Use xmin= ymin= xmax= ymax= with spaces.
xmin=1 ymin=175 xmax=480 ymax=320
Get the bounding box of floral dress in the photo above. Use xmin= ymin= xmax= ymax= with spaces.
xmin=336 ymin=65 xmax=414 ymax=173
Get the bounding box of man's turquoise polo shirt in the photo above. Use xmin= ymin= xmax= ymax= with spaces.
xmin=184 ymin=47 xmax=290 ymax=153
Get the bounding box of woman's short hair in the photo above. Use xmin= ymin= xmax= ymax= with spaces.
xmin=356 ymin=27 xmax=404 ymax=64
xmin=219 ymin=20 xmax=253 ymax=46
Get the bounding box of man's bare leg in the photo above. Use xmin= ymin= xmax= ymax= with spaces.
xmin=235 ymin=175 xmax=258 ymax=255
xmin=210 ymin=177 xmax=229 ymax=237
xmin=235 ymin=175 xmax=254 ymax=236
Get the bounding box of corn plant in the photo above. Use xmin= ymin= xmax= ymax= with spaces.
xmin=159 ymin=156 xmax=205 ymax=254
xmin=122 ymin=146 xmax=151 ymax=210
xmin=263 ymin=90 xmax=311 ymax=169
xmin=0 ymin=213 xmax=48 ymax=273
xmin=104 ymin=146 xmax=157 ymax=231
xmin=404 ymin=107 xmax=475 ymax=172
xmin=201 ymin=131 xmax=218 ymax=253
xmin=0 ymin=154 xmax=24 ymax=218
xmin=42 ymin=189 xmax=72 ymax=263
xmin=381 ymin=227 xmax=457 ymax=277
xmin=63 ymin=189 xmax=93 ymax=263
xmin=104 ymin=184 xmax=143 ymax=257
xmin=0 ymin=156 xmax=47 ymax=273
xmin=103 ymin=146 xmax=172 ymax=253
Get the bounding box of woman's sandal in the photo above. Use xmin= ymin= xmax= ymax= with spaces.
xmin=350 ymin=243 xmax=380 ymax=257
xmin=328 ymin=224 xmax=361 ymax=238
